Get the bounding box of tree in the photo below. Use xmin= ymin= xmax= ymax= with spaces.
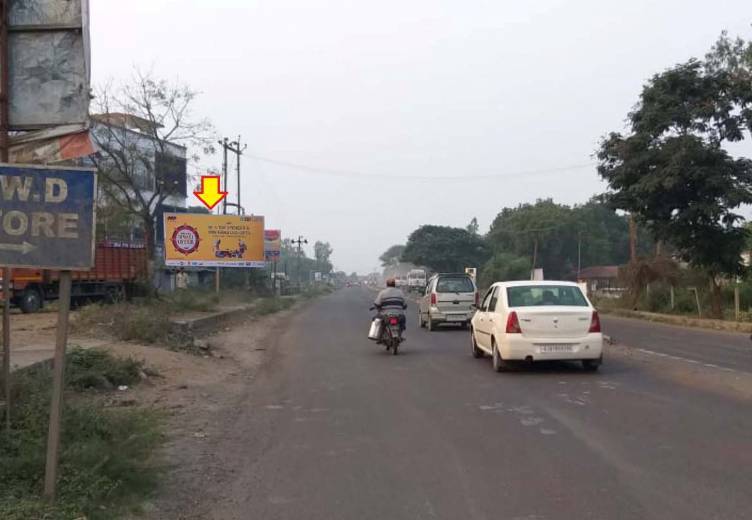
xmin=480 ymin=253 xmax=530 ymax=287
xmin=597 ymin=34 xmax=752 ymax=317
xmin=466 ymin=217 xmax=480 ymax=235
xmin=91 ymin=71 xmax=215 ymax=282
xmin=402 ymin=225 xmax=490 ymax=273
xmin=379 ymin=244 xmax=406 ymax=268
xmin=314 ymin=241 xmax=334 ymax=274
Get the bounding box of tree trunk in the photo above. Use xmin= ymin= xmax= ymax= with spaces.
xmin=709 ymin=276 xmax=723 ymax=320
xmin=628 ymin=214 xmax=638 ymax=263
xmin=143 ymin=214 xmax=157 ymax=296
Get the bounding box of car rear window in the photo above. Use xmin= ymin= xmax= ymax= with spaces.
xmin=436 ymin=276 xmax=474 ymax=293
xmin=506 ymin=285 xmax=588 ymax=307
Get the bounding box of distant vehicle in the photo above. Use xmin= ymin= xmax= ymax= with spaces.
xmin=407 ymin=269 xmax=427 ymax=292
xmin=0 ymin=241 xmax=147 ymax=313
xmin=418 ymin=273 xmax=478 ymax=331
xmin=470 ymin=281 xmax=603 ymax=372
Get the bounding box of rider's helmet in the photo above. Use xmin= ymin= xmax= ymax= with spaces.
xmin=386 ymin=277 xmax=396 ymax=287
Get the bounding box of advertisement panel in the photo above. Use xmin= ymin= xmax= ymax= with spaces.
xmin=163 ymin=213 xmax=265 ymax=268
xmin=264 ymin=229 xmax=281 ymax=261
xmin=0 ymin=163 xmax=96 ymax=269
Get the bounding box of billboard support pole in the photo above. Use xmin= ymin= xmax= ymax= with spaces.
xmin=43 ymin=271 xmax=73 ymax=501
xmin=1 ymin=0 xmax=12 ymax=431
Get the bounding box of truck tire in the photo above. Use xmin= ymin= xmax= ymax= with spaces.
xmin=19 ymin=288 xmax=43 ymax=314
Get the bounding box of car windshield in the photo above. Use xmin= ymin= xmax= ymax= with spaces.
xmin=507 ymin=285 xmax=588 ymax=307
xmin=436 ymin=277 xmax=474 ymax=293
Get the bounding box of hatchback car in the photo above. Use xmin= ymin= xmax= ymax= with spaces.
xmin=418 ymin=273 xmax=478 ymax=331
xmin=470 ymin=281 xmax=603 ymax=371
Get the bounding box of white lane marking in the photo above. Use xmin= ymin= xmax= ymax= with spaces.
xmin=632 ymin=347 xmax=738 ymax=373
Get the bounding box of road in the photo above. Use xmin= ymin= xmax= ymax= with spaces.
xmin=172 ymin=288 xmax=752 ymax=520
xmin=602 ymin=315 xmax=752 ymax=373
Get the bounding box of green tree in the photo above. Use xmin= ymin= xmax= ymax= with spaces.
xmin=597 ymin=33 xmax=752 ymax=317
xmin=379 ymin=244 xmax=406 ymax=268
xmin=402 ymin=225 xmax=490 ymax=273
xmin=466 ymin=217 xmax=480 ymax=235
xmin=314 ymin=241 xmax=334 ymax=274
xmin=480 ymin=253 xmax=530 ymax=288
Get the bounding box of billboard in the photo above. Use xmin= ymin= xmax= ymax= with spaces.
xmin=8 ymin=0 xmax=91 ymax=129
xmin=163 ymin=213 xmax=265 ymax=268
xmin=264 ymin=229 xmax=281 ymax=261
xmin=0 ymin=163 xmax=96 ymax=270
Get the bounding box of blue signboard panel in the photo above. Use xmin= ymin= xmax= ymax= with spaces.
xmin=0 ymin=164 xmax=96 ymax=270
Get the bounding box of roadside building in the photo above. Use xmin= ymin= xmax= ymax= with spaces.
xmin=577 ymin=265 xmax=623 ymax=298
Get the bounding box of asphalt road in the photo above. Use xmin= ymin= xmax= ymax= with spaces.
xmin=200 ymin=288 xmax=752 ymax=520
xmin=602 ymin=315 xmax=752 ymax=373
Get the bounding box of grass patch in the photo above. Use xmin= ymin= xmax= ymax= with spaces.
xmin=254 ymin=297 xmax=296 ymax=316
xmin=0 ymin=350 xmax=163 ymax=519
xmin=301 ymin=285 xmax=334 ymax=300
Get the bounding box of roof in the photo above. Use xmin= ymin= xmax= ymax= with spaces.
xmin=577 ymin=265 xmax=620 ymax=279
xmin=491 ymin=280 xmax=580 ymax=288
xmin=92 ymin=113 xmax=163 ymax=133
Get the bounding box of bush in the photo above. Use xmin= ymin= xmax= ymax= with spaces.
xmin=0 ymin=353 xmax=162 ymax=519
xmin=66 ymin=348 xmax=145 ymax=391
xmin=165 ymin=289 xmax=219 ymax=313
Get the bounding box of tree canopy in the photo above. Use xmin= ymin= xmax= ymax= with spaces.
xmin=402 ymin=225 xmax=490 ymax=273
xmin=379 ymin=244 xmax=406 ymax=268
xmin=597 ymin=32 xmax=752 ymax=316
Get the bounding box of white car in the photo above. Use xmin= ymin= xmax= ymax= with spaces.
xmin=470 ymin=281 xmax=603 ymax=372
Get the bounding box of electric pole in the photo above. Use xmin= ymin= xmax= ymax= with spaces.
xmin=291 ymin=236 xmax=308 ymax=288
xmin=217 ymin=136 xmax=246 ymax=215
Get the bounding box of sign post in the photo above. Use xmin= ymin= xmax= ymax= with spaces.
xmin=0 ymin=163 xmax=96 ymax=501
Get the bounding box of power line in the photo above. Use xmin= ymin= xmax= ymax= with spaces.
xmin=244 ymin=153 xmax=597 ymax=182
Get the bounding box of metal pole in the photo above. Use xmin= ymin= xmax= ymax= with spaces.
xmin=236 ymin=135 xmax=241 ymax=214
xmin=43 ymin=271 xmax=73 ymax=500
xmin=2 ymin=268 xmax=9 ymax=431
xmin=221 ymin=137 xmax=228 ymax=215
xmin=735 ymin=284 xmax=740 ymax=322
xmin=1 ymin=0 xmax=12 ymax=430
xmin=530 ymin=236 xmax=538 ymax=280
xmin=577 ymin=231 xmax=582 ymax=279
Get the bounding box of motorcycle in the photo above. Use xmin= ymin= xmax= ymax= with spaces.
xmin=369 ymin=306 xmax=404 ymax=355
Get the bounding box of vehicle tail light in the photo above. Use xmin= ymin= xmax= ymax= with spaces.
xmin=589 ymin=311 xmax=601 ymax=333
xmin=506 ymin=311 xmax=522 ymax=334
xmin=430 ymin=293 xmax=437 ymax=305
xmin=389 ymin=316 xmax=399 ymax=326
xmin=475 ymin=291 xmax=480 ymax=307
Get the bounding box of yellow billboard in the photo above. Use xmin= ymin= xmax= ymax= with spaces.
xmin=163 ymin=213 xmax=265 ymax=268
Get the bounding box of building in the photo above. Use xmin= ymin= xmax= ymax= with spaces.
xmin=577 ymin=265 xmax=623 ymax=298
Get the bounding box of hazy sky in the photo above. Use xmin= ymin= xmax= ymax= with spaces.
xmin=91 ymin=1 xmax=752 ymax=273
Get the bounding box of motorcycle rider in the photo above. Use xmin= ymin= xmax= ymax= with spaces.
xmin=374 ymin=278 xmax=407 ymax=340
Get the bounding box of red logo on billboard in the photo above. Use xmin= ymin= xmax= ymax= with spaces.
xmin=171 ymin=225 xmax=201 ymax=255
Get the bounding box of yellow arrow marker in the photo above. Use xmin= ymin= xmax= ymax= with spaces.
xmin=193 ymin=175 xmax=228 ymax=210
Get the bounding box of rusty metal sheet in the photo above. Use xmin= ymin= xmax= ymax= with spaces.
xmin=9 ymin=0 xmax=82 ymax=26
xmin=5 ymin=0 xmax=90 ymax=130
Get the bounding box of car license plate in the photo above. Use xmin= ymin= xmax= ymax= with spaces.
xmin=447 ymin=315 xmax=465 ymax=322
xmin=537 ymin=344 xmax=574 ymax=353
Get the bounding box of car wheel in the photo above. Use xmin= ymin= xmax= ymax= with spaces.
xmin=418 ymin=311 xmax=425 ymax=328
xmin=582 ymin=357 xmax=602 ymax=372
xmin=19 ymin=288 xmax=43 ymax=314
xmin=492 ymin=340 xmax=509 ymax=373
xmin=460 ymin=321 xmax=469 ymax=330
xmin=427 ymin=315 xmax=436 ymax=332
xmin=471 ymin=329 xmax=483 ymax=358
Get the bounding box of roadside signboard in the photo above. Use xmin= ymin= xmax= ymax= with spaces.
xmin=0 ymin=163 xmax=96 ymax=269
xmin=163 ymin=213 xmax=265 ymax=268
xmin=264 ymin=229 xmax=281 ymax=261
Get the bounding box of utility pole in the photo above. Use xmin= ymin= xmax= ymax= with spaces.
xmin=530 ymin=235 xmax=538 ymax=280
xmin=628 ymin=214 xmax=638 ymax=263
xmin=0 ymin=0 xmax=11 ymax=431
xmin=218 ymin=137 xmax=246 ymax=216
xmin=577 ymin=231 xmax=583 ymax=279
xmin=291 ymin=236 xmax=308 ymax=288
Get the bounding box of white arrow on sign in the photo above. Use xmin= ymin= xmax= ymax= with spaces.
xmin=0 ymin=241 xmax=37 ymax=255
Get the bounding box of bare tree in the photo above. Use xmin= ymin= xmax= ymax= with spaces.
xmin=91 ymin=71 xmax=215 ymax=281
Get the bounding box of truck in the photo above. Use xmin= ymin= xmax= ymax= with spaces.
xmin=407 ymin=269 xmax=427 ymax=293
xmin=0 ymin=241 xmax=148 ymax=313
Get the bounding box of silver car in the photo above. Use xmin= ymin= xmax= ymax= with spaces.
xmin=418 ymin=273 xmax=478 ymax=331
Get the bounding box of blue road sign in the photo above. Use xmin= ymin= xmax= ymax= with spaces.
xmin=0 ymin=164 xmax=96 ymax=270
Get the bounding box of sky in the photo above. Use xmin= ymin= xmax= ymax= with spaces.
xmin=90 ymin=0 xmax=752 ymax=274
